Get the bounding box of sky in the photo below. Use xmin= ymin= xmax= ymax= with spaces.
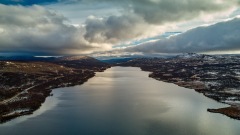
xmin=0 ymin=0 xmax=240 ymax=56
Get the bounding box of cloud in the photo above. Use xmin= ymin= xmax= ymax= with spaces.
xmin=125 ymin=18 xmax=240 ymax=53
xmin=82 ymin=0 xmax=240 ymax=46
xmin=45 ymin=1 xmax=121 ymax=24
xmin=1 ymin=0 xmax=240 ymax=55
xmin=62 ymin=0 xmax=240 ymax=53
xmin=0 ymin=4 xmax=111 ymax=55
xmin=84 ymin=14 xmax=149 ymax=44
xmin=81 ymin=0 xmax=240 ymax=24
xmin=130 ymin=0 xmax=239 ymax=24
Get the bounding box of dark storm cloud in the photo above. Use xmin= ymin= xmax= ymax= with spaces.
xmin=84 ymin=14 xmax=148 ymax=44
xmin=126 ymin=18 xmax=240 ymax=53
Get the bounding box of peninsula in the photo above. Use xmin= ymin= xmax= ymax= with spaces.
xmin=0 ymin=56 xmax=110 ymax=123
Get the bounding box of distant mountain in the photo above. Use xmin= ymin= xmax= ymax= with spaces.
xmin=57 ymin=56 xmax=93 ymax=61
xmin=175 ymin=53 xmax=202 ymax=58
xmin=0 ymin=55 xmax=110 ymax=70
xmin=53 ymin=56 xmax=110 ymax=70
xmin=174 ymin=53 xmax=219 ymax=61
xmin=100 ymin=58 xmax=134 ymax=64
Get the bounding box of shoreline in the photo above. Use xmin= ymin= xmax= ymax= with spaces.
xmin=0 ymin=73 xmax=96 ymax=123
xmin=0 ymin=89 xmax=62 ymax=126
xmin=116 ymin=55 xmax=240 ymax=120
xmin=145 ymin=68 xmax=240 ymax=120
xmin=0 ymin=56 xmax=110 ymax=123
xmin=1 ymin=61 xmax=240 ymax=123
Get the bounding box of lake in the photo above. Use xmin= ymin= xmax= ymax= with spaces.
xmin=1 ymin=67 xmax=240 ymax=135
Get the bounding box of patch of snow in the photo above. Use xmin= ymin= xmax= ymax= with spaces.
xmin=223 ymin=88 xmax=240 ymax=95
xmin=222 ymin=100 xmax=240 ymax=105
xmin=3 ymin=108 xmax=30 ymax=117
xmin=204 ymin=81 xmax=221 ymax=88
xmin=207 ymin=71 xmax=218 ymax=75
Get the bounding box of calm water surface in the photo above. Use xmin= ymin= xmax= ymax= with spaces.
xmin=1 ymin=67 xmax=240 ymax=135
